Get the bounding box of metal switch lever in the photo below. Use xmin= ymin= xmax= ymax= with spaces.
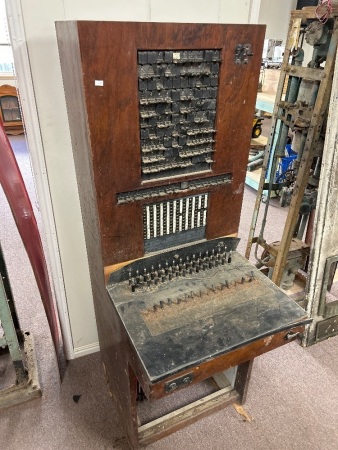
xmin=284 ymin=331 xmax=301 ymax=340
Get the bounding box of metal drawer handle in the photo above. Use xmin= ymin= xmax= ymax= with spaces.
xmin=284 ymin=331 xmax=301 ymax=341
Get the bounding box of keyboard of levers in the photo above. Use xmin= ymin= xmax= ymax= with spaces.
xmin=106 ymin=237 xmax=262 ymax=336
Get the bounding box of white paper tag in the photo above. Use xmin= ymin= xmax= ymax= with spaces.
xmin=94 ymin=80 xmax=104 ymax=86
xmin=173 ymin=52 xmax=181 ymax=60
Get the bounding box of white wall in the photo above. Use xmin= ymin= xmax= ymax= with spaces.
xmin=0 ymin=78 xmax=15 ymax=86
xmin=258 ymin=0 xmax=297 ymax=41
xmin=1 ymin=0 xmax=15 ymax=86
xmin=15 ymin=0 xmax=254 ymax=357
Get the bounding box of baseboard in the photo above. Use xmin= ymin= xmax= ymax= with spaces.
xmin=73 ymin=342 xmax=100 ymax=358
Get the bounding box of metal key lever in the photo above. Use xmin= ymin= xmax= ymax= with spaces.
xmin=284 ymin=331 xmax=302 ymax=341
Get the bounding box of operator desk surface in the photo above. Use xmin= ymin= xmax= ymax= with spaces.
xmin=107 ymin=238 xmax=309 ymax=385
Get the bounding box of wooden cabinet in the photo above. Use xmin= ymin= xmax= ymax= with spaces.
xmin=0 ymin=84 xmax=24 ymax=135
xmin=56 ymin=21 xmax=310 ymax=449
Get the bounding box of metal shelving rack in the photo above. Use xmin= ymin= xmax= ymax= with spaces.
xmin=0 ymin=243 xmax=41 ymax=409
xmin=245 ymin=6 xmax=338 ymax=289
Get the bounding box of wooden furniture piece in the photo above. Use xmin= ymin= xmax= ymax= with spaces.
xmin=56 ymin=21 xmax=310 ymax=449
xmin=0 ymin=84 xmax=24 ymax=135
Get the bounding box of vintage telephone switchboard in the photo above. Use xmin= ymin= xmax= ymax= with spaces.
xmin=56 ymin=21 xmax=310 ymax=449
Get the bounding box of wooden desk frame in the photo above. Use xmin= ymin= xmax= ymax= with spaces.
xmin=100 ymin=278 xmax=304 ymax=448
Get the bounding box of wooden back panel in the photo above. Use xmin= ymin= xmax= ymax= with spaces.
xmin=57 ymin=21 xmax=265 ymax=266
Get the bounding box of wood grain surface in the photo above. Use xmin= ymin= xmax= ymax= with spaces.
xmin=66 ymin=21 xmax=266 ymax=265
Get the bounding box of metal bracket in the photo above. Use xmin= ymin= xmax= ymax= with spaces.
xmin=0 ymin=331 xmax=41 ymax=409
xmin=318 ymin=255 xmax=338 ymax=317
xmin=235 ymin=44 xmax=253 ymax=65
xmin=164 ymin=373 xmax=193 ymax=393
xmin=316 ymin=316 xmax=338 ymax=341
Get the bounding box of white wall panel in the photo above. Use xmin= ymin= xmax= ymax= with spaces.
xmin=151 ymin=0 xmax=251 ymax=24
xmin=258 ymin=0 xmax=297 ymax=40
xmin=0 ymin=79 xmax=16 ymax=86
xmin=20 ymin=0 xmax=98 ymax=354
xmin=64 ymin=0 xmax=150 ymax=21
xmin=150 ymin=0 xmax=220 ymax=23
xmin=219 ymin=0 xmax=251 ymax=24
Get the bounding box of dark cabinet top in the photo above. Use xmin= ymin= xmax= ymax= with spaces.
xmin=107 ymin=238 xmax=309 ymax=382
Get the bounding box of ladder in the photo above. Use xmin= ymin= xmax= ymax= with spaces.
xmin=246 ymin=7 xmax=338 ymax=289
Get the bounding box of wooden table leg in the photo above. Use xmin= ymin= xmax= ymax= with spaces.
xmin=234 ymin=360 xmax=254 ymax=404
xmin=102 ymin=356 xmax=139 ymax=449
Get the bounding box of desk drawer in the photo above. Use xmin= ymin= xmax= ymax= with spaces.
xmin=149 ymin=324 xmax=305 ymax=400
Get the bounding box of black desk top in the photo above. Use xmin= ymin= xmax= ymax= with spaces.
xmin=107 ymin=238 xmax=309 ymax=382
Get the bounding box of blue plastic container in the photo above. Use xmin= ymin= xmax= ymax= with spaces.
xmin=275 ymin=144 xmax=297 ymax=182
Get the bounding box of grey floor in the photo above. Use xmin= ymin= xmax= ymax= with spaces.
xmin=1 ymin=135 xmax=338 ymax=449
